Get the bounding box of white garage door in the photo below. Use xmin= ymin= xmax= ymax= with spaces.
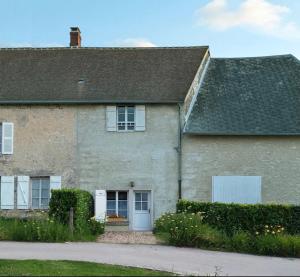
xmin=212 ymin=176 xmax=262 ymax=204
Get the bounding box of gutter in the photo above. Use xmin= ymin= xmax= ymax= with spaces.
xmin=176 ymin=103 xmax=183 ymax=200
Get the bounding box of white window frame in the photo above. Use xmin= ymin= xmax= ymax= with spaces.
xmin=31 ymin=177 xmax=51 ymax=209
xmin=106 ymin=191 xmax=128 ymax=219
xmin=117 ymin=106 xmax=135 ymax=132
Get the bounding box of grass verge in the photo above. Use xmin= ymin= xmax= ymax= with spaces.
xmin=0 ymin=260 xmax=174 ymax=276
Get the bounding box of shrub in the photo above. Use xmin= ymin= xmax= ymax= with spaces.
xmin=177 ymin=200 xmax=300 ymax=235
xmin=49 ymin=189 xmax=95 ymax=233
xmin=154 ymin=212 xmax=224 ymax=248
xmin=88 ymin=217 xmax=105 ymax=235
xmin=254 ymin=234 xmax=300 ymax=257
xmin=154 ymin=213 xmax=300 ymax=258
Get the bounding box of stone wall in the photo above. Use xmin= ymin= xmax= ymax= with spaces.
xmin=182 ymin=135 xmax=300 ymax=204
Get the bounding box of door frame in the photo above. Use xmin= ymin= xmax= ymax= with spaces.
xmin=131 ymin=190 xmax=153 ymax=231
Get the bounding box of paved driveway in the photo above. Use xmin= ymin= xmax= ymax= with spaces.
xmin=0 ymin=242 xmax=299 ymax=276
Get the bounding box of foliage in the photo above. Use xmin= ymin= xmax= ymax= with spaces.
xmin=154 ymin=212 xmax=300 ymax=258
xmin=88 ymin=217 xmax=105 ymax=236
xmin=49 ymin=189 xmax=97 ymax=234
xmin=0 ymin=217 xmax=74 ymax=242
xmin=0 ymin=260 xmax=172 ymax=276
xmin=177 ymin=200 xmax=300 ymax=235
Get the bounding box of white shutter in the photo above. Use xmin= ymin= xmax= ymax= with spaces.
xmin=2 ymin=123 xmax=14 ymax=154
xmin=1 ymin=176 xmax=15 ymax=209
xmin=212 ymin=176 xmax=262 ymax=204
xmin=106 ymin=106 xmax=117 ymax=131
xmin=135 ymin=105 xmax=146 ymax=131
xmin=50 ymin=176 xmax=62 ymax=192
xmin=95 ymin=190 xmax=106 ymax=222
xmin=17 ymin=176 xmax=29 ymax=209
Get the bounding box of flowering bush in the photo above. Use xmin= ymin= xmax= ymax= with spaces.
xmin=154 ymin=212 xmax=224 ymax=248
xmin=88 ymin=217 xmax=105 ymax=235
xmin=154 ymin=213 xmax=300 ymax=257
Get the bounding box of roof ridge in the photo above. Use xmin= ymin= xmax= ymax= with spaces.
xmin=211 ymin=54 xmax=293 ymax=60
xmin=0 ymin=46 xmax=209 ymax=51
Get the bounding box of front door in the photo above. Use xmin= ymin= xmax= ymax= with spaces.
xmin=133 ymin=191 xmax=151 ymax=231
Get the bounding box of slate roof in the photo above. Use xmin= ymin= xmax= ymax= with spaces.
xmin=0 ymin=47 xmax=208 ymax=104
xmin=184 ymin=55 xmax=300 ymax=135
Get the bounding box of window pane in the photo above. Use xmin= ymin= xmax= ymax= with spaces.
xmin=142 ymin=202 xmax=148 ymax=211
xmin=118 ymin=192 xmax=127 ymax=200
xmin=118 ymin=113 xmax=125 ymax=122
xmin=118 ymin=200 xmax=127 ymax=209
xmin=118 ymin=210 xmax=128 ymax=218
xmin=41 ymin=179 xmax=50 ymax=189
xmin=107 ymin=200 xmax=116 ymax=210
xmin=135 ymin=202 xmax=141 ymax=210
xmin=32 ymin=180 xmax=40 ymax=190
xmin=41 ymin=198 xmax=49 ymax=208
xmin=118 ymin=106 xmax=125 ymax=113
xmin=107 ymin=191 xmax=116 ymax=200
xmin=32 ymin=189 xmax=39 ymax=198
xmin=135 ymin=193 xmax=141 ymax=201
xmin=107 ymin=209 xmax=117 ymax=217
xmin=142 ymin=193 xmax=148 ymax=202
xmin=118 ymin=125 xmax=125 ymax=131
xmin=41 ymin=189 xmax=49 ymax=198
xmin=127 ymin=125 xmax=135 ymax=130
xmin=127 ymin=106 xmax=135 ymax=114
xmin=32 ymin=198 xmax=39 ymax=209
xmin=127 ymin=113 xmax=134 ymax=122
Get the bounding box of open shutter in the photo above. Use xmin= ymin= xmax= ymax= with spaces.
xmin=17 ymin=176 xmax=29 ymax=209
xmin=2 ymin=123 xmax=14 ymax=154
xmin=135 ymin=105 xmax=145 ymax=131
xmin=106 ymin=106 xmax=117 ymax=131
xmin=1 ymin=176 xmax=14 ymax=209
xmin=95 ymin=190 xmax=106 ymax=222
xmin=50 ymin=176 xmax=61 ymax=191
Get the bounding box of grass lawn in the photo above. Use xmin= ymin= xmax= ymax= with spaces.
xmin=0 ymin=260 xmax=173 ymax=276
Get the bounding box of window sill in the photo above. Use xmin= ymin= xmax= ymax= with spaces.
xmin=106 ymin=220 xmax=129 ymax=226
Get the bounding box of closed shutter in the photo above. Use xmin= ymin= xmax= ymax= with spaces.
xmin=95 ymin=190 xmax=106 ymax=221
xmin=135 ymin=105 xmax=146 ymax=131
xmin=0 ymin=176 xmax=15 ymax=209
xmin=106 ymin=106 xmax=117 ymax=131
xmin=17 ymin=176 xmax=29 ymax=209
xmin=212 ymin=176 xmax=262 ymax=204
xmin=2 ymin=123 xmax=14 ymax=154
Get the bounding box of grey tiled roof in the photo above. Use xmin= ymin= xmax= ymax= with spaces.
xmin=0 ymin=47 xmax=208 ymax=104
xmin=184 ymin=55 xmax=300 ymax=135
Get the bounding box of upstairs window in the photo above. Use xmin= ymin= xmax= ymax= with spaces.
xmin=106 ymin=105 xmax=145 ymax=132
xmin=117 ymin=106 xmax=135 ymax=131
xmin=0 ymin=123 xmax=14 ymax=155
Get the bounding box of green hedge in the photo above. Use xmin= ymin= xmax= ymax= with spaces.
xmin=49 ymin=189 xmax=94 ymax=233
xmin=177 ymin=200 xmax=300 ymax=235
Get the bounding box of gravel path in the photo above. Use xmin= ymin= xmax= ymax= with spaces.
xmin=97 ymin=231 xmax=160 ymax=244
xmin=0 ymin=242 xmax=300 ymax=275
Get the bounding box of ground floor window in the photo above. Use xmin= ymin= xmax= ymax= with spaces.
xmin=106 ymin=191 xmax=128 ymax=221
xmin=31 ymin=177 xmax=50 ymax=209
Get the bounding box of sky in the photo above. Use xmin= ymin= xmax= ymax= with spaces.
xmin=1 ymin=0 xmax=300 ymax=58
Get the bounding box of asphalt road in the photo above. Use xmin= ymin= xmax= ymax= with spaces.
xmin=0 ymin=242 xmax=299 ymax=276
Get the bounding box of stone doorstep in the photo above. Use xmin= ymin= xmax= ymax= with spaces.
xmin=97 ymin=231 xmax=161 ymax=245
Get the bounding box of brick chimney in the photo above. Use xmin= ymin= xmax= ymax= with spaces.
xmin=70 ymin=27 xmax=81 ymax=48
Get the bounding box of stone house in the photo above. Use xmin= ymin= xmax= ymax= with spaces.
xmin=0 ymin=28 xmax=299 ymax=230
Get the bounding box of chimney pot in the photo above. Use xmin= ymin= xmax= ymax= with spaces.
xmin=70 ymin=27 xmax=81 ymax=48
